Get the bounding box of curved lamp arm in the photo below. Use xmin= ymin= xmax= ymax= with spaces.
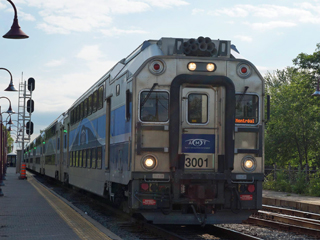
xmin=0 ymin=96 xmax=15 ymax=114
xmin=0 ymin=68 xmax=17 ymax=91
xmin=3 ymin=0 xmax=29 ymax=39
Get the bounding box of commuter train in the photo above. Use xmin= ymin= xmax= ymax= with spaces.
xmin=25 ymin=36 xmax=265 ymax=225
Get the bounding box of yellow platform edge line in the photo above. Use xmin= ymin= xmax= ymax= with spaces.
xmin=28 ymin=176 xmax=113 ymax=240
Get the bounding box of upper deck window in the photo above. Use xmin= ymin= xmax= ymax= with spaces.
xmin=235 ymin=94 xmax=259 ymax=124
xmin=187 ymin=93 xmax=208 ymax=124
xmin=140 ymin=91 xmax=169 ymax=122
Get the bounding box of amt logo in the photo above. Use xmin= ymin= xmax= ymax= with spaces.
xmin=185 ymin=139 xmax=210 ymax=147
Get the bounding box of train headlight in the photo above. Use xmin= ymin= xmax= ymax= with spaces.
xmin=141 ymin=155 xmax=157 ymax=170
xmin=188 ymin=62 xmax=197 ymax=71
xmin=241 ymin=156 xmax=256 ymax=172
xmin=206 ymin=63 xmax=215 ymax=72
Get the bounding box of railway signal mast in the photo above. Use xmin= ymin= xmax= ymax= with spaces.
xmin=17 ymin=77 xmax=35 ymax=163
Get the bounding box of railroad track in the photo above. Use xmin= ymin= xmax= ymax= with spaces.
xmin=244 ymin=204 xmax=320 ymax=238
xmin=32 ymin=172 xmax=263 ymax=240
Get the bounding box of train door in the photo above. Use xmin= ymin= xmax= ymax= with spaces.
xmin=180 ymin=87 xmax=217 ymax=171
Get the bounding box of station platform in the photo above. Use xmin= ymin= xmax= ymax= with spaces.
xmin=263 ymin=190 xmax=320 ymax=214
xmin=0 ymin=167 xmax=122 ymax=240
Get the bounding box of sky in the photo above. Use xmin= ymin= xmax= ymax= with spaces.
xmin=0 ymin=0 xmax=319 ymax=150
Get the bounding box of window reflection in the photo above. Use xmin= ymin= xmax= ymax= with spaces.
xmin=140 ymin=91 xmax=169 ymax=122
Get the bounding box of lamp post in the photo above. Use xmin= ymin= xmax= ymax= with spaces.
xmin=3 ymin=0 xmax=29 ymax=39
xmin=0 ymin=97 xmax=15 ymax=196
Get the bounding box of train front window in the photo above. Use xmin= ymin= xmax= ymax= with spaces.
xmin=140 ymin=91 xmax=169 ymax=122
xmin=187 ymin=93 xmax=208 ymax=124
xmin=235 ymin=94 xmax=259 ymax=124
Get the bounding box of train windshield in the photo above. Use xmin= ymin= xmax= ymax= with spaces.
xmin=187 ymin=93 xmax=208 ymax=124
xmin=235 ymin=94 xmax=259 ymax=124
xmin=140 ymin=91 xmax=169 ymax=122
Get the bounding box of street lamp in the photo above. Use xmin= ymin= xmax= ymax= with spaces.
xmin=0 ymin=96 xmax=15 ymax=196
xmin=0 ymin=68 xmax=18 ymax=92
xmin=3 ymin=0 xmax=29 ymax=39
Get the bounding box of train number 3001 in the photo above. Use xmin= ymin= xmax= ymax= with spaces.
xmin=185 ymin=158 xmax=208 ymax=168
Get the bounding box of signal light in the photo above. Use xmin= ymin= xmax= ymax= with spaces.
xmin=237 ymin=63 xmax=251 ymax=78
xmin=148 ymin=60 xmax=165 ymax=75
xmin=153 ymin=63 xmax=160 ymax=71
xmin=27 ymin=77 xmax=35 ymax=92
xmin=141 ymin=183 xmax=149 ymax=191
xmin=248 ymin=184 xmax=255 ymax=193
xmin=27 ymin=99 xmax=34 ymax=113
xmin=26 ymin=121 xmax=34 ymax=135
xmin=241 ymin=67 xmax=247 ymax=73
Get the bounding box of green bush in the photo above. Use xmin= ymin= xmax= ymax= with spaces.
xmin=309 ymin=172 xmax=320 ymax=197
xmin=291 ymin=169 xmax=308 ymax=194
xmin=263 ymin=173 xmax=276 ymax=190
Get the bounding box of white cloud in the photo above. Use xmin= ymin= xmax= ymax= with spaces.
xmin=192 ymin=8 xmax=204 ymax=15
xmin=142 ymin=0 xmax=189 ymax=9
xmin=45 ymin=59 xmax=66 ymax=67
xmin=77 ymin=45 xmax=103 ymax=62
xmin=20 ymin=0 xmax=190 ymax=35
xmin=100 ymin=27 xmax=148 ymax=37
xmin=234 ymin=35 xmax=253 ymax=42
xmin=205 ymin=3 xmax=320 ymax=30
xmin=247 ymin=21 xmax=297 ymax=30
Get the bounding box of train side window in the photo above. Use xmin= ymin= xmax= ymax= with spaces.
xmin=57 ymin=138 xmax=60 ymax=150
xmin=126 ymin=90 xmax=131 ymax=121
xmin=70 ymin=152 xmax=73 ymax=167
xmin=140 ymin=91 xmax=169 ymax=122
xmin=75 ymin=151 xmax=79 ymax=167
xmin=71 ymin=110 xmax=74 ymax=124
xmin=87 ymin=149 xmax=91 ymax=168
xmin=235 ymin=94 xmax=259 ymax=124
xmin=64 ymin=134 xmax=67 ymax=149
xmin=83 ymin=149 xmax=87 ymax=168
xmin=187 ymin=93 xmax=208 ymax=124
xmin=91 ymin=148 xmax=97 ymax=169
xmin=97 ymin=147 xmax=102 ymax=169
xmin=84 ymin=98 xmax=88 ymax=117
xmin=93 ymin=90 xmax=98 ymax=112
xmin=73 ymin=151 xmax=76 ymax=166
xmin=75 ymin=106 xmax=78 ymax=122
xmin=98 ymin=86 xmax=104 ymax=110
xmin=80 ymin=102 xmax=84 ymax=120
xmin=79 ymin=150 xmax=83 ymax=167
xmin=88 ymin=94 xmax=93 ymax=115
xmin=116 ymin=84 xmax=120 ymax=96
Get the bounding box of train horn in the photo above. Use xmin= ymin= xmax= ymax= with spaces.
xmin=181 ymin=37 xmax=217 ymax=56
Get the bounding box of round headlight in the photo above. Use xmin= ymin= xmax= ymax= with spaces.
xmin=206 ymin=63 xmax=215 ymax=72
xmin=188 ymin=62 xmax=197 ymax=71
xmin=241 ymin=156 xmax=256 ymax=172
xmin=142 ymin=155 xmax=157 ymax=170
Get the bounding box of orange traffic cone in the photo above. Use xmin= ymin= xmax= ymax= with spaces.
xmin=19 ymin=163 xmax=27 ymax=180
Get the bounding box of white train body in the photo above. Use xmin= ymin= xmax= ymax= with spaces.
xmin=26 ymin=37 xmax=265 ymax=225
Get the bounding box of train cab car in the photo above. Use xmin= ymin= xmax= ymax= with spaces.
xmin=32 ymin=36 xmax=265 ymax=225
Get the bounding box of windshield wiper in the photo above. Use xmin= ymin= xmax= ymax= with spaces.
xmin=140 ymin=83 xmax=158 ymax=107
xmin=236 ymin=86 xmax=249 ymax=105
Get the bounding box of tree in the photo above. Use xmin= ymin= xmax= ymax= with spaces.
xmin=265 ymin=67 xmax=320 ymax=168
xmin=293 ymin=43 xmax=320 ymax=77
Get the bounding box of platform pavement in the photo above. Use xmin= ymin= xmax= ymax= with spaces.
xmin=263 ymin=190 xmax=320 ymax=214
xmin=0 ymin=167 xmax=122 ymax=240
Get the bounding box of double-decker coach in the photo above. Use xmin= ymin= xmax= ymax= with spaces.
xmin=29 ymin=36 xmax=265 ymax=225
